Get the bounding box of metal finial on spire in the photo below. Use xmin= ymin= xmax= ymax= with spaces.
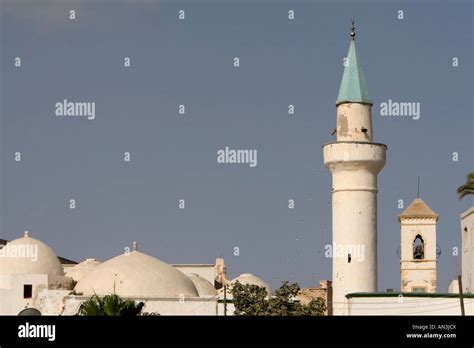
xmin=350 ymin=19 xmax=356 ymax=40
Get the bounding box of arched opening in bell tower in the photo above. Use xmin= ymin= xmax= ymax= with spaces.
xmin=413 ymin=235 xmax=424 ymax=260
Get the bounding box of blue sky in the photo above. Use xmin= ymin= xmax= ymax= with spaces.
xmin=1 ymin=0 xmax=472 ymax=291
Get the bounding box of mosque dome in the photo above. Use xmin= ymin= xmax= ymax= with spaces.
xmin=74 ymin=248 xmax=199 ymax=298
xmin=0 ymin=231 xmax=64 ymax=276
xmin=187 ymin=273 xmax=217 ymax=297
xmin=229 ymin=273 xmax=272 ymax=296
xmin=65 ymin=258 xmax=101 ymax=282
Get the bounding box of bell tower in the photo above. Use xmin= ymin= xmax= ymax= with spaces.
xmin=399 ymin=198 xmax=438 ymax=293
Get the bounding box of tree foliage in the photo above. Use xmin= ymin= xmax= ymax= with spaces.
xmin=457 ymin=172 xmax=474 ymax=199
xmin=77 ymin=294 xmax=145 ymax=316
xmin=230 ymin=280 xmax=326 ymax=316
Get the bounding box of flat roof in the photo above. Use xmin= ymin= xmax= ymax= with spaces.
xmin=461 ymin=207 xmax=474 ymax=219
xmin=346 ymin=292 xmax=474 ymax=299
xmin=58 ymin=256 xmax=78 ymax=265
xmin=172 ymin=264 xmax=214 ymax=267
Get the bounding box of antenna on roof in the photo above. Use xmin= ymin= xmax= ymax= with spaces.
xmin=417 ymin=176 xmax=420 ymax=198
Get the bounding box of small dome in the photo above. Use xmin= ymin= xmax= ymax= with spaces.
xmin=187 ymin=273 xmax=217 ymax=297
xmin=229 ymin=273 xmax=272 ymax=296
xmin=0 ymin=231 xmax=64 ymax=276
xmin=65 ymin=258 xmax=101 ymax=282
xmin=74 ymin=250 xmax=199 ymax=298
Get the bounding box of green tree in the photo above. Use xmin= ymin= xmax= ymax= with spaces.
xmin=457 ymin=172 xmax=474 ymax=199
xmin=77 ymin=294 xmax=145 ymax=316
xmin=230 ymin=282 xmax=269 ymax=315
xmin=230 ymin=280 xmax=326 ymax=316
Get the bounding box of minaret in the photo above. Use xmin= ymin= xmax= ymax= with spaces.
xmin=323 ymin=21 xmax=387 ymax=315
xmin=399 ymin=198 xmax=438 ymax=293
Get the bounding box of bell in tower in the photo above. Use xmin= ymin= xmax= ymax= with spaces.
xmin=399 ymin=198 xmax=439 ymax=293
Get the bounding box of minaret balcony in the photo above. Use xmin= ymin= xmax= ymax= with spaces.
xmin=323 ymin=141 xmax=387 ymax=174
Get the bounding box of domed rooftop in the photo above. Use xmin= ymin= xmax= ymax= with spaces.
xmin=74 ymin=246 xmax=199 ymax=298
xmin=187 ymin=273 xmax=217 ymax=297
xmin=0 ymin=231 xmax=64 ymax=276
xmin=229 ymin=273 xmax=272 ymax=296
xmin=65 ymin=258 xmax=101 ymax=282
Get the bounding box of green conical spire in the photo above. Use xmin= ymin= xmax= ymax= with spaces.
xmin=336 ymin=22 xmax=371 ymax=105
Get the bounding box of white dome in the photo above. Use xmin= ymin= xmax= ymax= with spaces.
xmin=229 ymin=273 xmax=272 ymax=296
xmin=0 ymin=231 xmax=64 ymax=276
xmin=65 ymin=258 xmax=101 ymax=282
xmin=187 ymin=273 xmax=217 ymax=297
xmin=74 ymin=250 xmax=199 ymax=298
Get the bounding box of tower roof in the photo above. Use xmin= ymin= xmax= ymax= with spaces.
xmin=399 ymin=198 xmax=439 ymax=220
xmin=336 ymin=24 xmax=371 ymax=105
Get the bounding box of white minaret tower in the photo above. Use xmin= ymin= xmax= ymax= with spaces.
xmin=323 ymin=21 xmax=387 ymax=315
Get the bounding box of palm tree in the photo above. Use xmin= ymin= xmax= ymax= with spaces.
xmin=77 ymin=294 xmax=145 ymax=316
xmin=457 ymin=172 xmax=474 ymax=199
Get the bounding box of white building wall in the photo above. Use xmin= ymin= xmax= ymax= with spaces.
xmin=461 ymin=207 xmax=474 ymax=293
xmin=0 ymin=274 xmax=49 ymax=315
xmin=141 ymin=297 xmax=217 ymax=315
xmin=448 ymin=279 xmax=459 ymax=293
xmin=63 ymin=296 xmax=218 ymax=316
xmin=34 ymin=288 xmax=72 ymax=315
xmin=217 ymin=301 xmax=235 ymax=316
xmin=0 ymin=274 xmax=74 ymax=315
xmin=348 ymin=295 xmax=474 ymax=315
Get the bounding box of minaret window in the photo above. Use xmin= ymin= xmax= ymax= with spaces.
xmin=413 ymin=235 xmax=424 ymax=260
xmin=23 ymin=284 xmax=32 ymax=299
